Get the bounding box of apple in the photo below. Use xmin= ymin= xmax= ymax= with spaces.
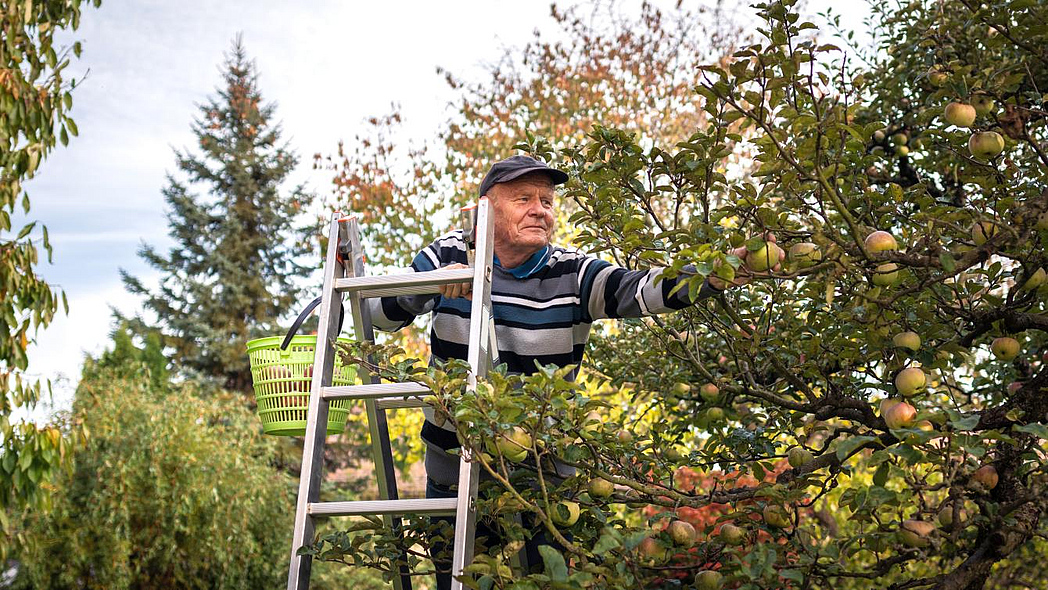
xmin=1021 ymin=267 xmax=1046 ymax=291
xmin=971 ymin=93 xmax=995 ymax=116
xmin=943 ymin=102 xmax=976 ymax=127
xmin=971 ymin=221 xmax=999 ymax=246
xmin=968 ymin=131 xmax=1005 ymax=160
xmin=706 ymin=407 xmax=725 ymax=422
xmin=745 ymin=241 xmax=784 ymax=272
xmin=487 ymin=427 xmax=531 ymax=462
xmin=872 ymin=262 xmax=899 ymax=287
xmin=972 ymin=464 xmax=999 ymax=490
xmin=1008 ymin=381 xmax=1023 ymax=394
xmin=893 ymin=331 xmax=921 ymax=351
xmin=898 ymin=519 xmax=935 ymax=548
xmin=667 ymin=520 xmax=697 ymax=547
xmin=551 ymin=500 xmax=580 ymax=527
xmin=616 ymin=429 xmax=635 ymax=444
xmin=699 ymin=383 xmax=720 ymax=402
xmin=588 ymin=477 xmax=615 ymax=498
xmin=788 ymin=242 xmax=822 ymax=268
xmin=991 ymin=337 xmax=1020 ymax=361
xmin=695 ymin=570 xmax=724 ymax=590
xmin=895 ymin=145 xmax=910 ymax=156
xmin=927 ymin=66 xmax=948 ymax=86
xmin=895 ymin=367 xmax=926 ymax=397
xmin=883 ymin=400 xmax=917 ymax=429
xmin=865 ymin=230 xmax=898 ymax=253
xmin=672 ymin=382 xmax=691 ymax=398
xmin=873 ymin=129 xmax=886 ymax=142
xmin=891 ymin=132 xmax=908 ymax=146
xmin=787 ymin=447 xmax=814 ymax=468
xmin=719 ymin=523 xmax=746 ymax=545
xmin=637 ymin=536 xmax=668 ymax=564
xmin=762 ymin=504 xmax=791 ymax=528
xmin=879 ymin=397 xmax=900 ymax=417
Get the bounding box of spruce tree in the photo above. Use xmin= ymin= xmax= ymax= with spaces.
xmin=123 ymin=36 xmax=309 ymax=393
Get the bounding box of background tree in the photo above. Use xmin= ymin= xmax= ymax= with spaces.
xmin=0 ymin=0 xmax=99 ymax=553
xmin=122 ymin=36 xmax=310 ymax=393
xmin=10 ymin=329 xmax=293 ymax=589
xmin=312 ymin=0 xmax=1048 ymax=588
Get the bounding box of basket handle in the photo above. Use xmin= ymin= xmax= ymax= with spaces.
xmin=280 ymin=296 xmax=346 ymax=351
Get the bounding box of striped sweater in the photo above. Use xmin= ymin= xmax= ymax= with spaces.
xmin=367 ymin=230 xmax=722 ymax=485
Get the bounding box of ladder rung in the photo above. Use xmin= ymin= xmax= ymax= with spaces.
xmin=375 ymin=396 xmax=429 ymax=410
xmin=334 ymin=267 xmax=475 ymax=298
xmin=323 ymin=382 xmax=431 ymax=401
xmin=308 ymin=498 xmax=458 ymax=517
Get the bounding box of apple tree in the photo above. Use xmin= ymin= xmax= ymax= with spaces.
xmin=308 ymin=0 xmax=1048 ymax=589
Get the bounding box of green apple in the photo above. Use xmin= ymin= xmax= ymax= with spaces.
xmin=551 ymin=500 xmax=580 ymax=527
xmin=927 ymin=66 xmax=948 ymax=86
xmin=699 ymin=383 xmax=720 ymax=402
xmin=991 ymin=337 xmax=1019 ymax=361
xmin=891 ymin=132 xmax=908 ymax=146
xmin=968 ymin=131 xmax=1005 ymax=160
xmin=787 ymin=447 xmax=814 ymax=468
xmin=762 ymin=504 xmax=790 ymax=528
xmin=864 ymin=230 xmax=898 ymax=253
xmin=1021 ymin=267 xmax=1046 ymax=291
xmin=972 ymin=464 xmax=999 ymax=490
xmin=971 ymin=93 xmax=995 ymax=116
xmin=695 ymin=570 xmax=724 ymax=590
xmin=895 ymin=367 xmax=926 ymax=397
xmin=672 ymin=382 xmax=691 ymax=396
xmin=898 ymin=519 xmax=935 ymax=548
xmin=487 ymin=427 xmax=531 ymax=462
xmin=719 ymin=523 xmax=746 ymax=545
xmin=706 ymin=407 xmax=725 ymax=422
xmin=893 ymin=331 xmax=922 ymax=351
xmin=883 ymin=400 xmax=917 ymax=429
xmin=943 ymin=102 xmax=976 ymax=127
xmin=788 ymin=242 xmax=822 ymax=268
xmin=745 ymin=241 xmax=784 ymax=272
xmin=895 ymin=145 xmax=910 ymax=156
xmin=872 ymin=262 xmax=899 ymax=287
xmin=667 ymin=520 xmax=697 ymax=548
xmin=873 ymin=129 xmax=886 ymax=142
xmin=588 ymin=477 xmax=615 ymax=498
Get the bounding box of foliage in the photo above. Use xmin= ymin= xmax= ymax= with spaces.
xmin=0 ymin=0 xmax=99 ymax=556
xmin=122 ymin=36 xmax=311 ymax=394
xmin=11 ymin=338 xmax=294 ymax=589
xmin=309 ymin=0 xmax=1048 ymax=589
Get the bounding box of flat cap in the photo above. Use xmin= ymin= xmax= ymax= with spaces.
xmin=479 ymin=155 xmax=569 ymax=197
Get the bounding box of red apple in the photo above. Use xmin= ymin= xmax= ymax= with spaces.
xmin=865 ymin=230 xmax=898 ymax=253
xmin=883 ymin=400 xmax=917 ymax=429
xmin=699 ymin=383 xmax=720 ymax=402
xmin=972 ymin=464 xmax=999 ymax=490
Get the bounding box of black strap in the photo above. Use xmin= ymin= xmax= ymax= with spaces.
xmin=280 ymin=296 xmax=346 ymax=350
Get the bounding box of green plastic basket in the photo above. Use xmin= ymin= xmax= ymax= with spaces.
xmin=246 ymin=335 xmax=357 ymax=436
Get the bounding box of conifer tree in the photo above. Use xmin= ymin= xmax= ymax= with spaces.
xmin=123 ymin=36 xmax=309 ymax=393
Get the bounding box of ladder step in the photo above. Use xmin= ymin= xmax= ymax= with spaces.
xmin=323 ymin=382 xmax=431 ymax=401
xmin=334 ymin=267 xmax=474 ymax=298
xmin=308 ymin=498 xmax=458 ymax=517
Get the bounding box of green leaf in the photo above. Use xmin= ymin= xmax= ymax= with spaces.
xmin=1014 ymin=423 xmax=1048 ymax=439
xmin=538 ymin=545 xmax=568 ymax=582
xmin=836 ymin=435 xmax=877 ymax=461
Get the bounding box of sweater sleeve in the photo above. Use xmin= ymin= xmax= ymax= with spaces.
xmin=578 ymin=257 xmax=722 ymax=322
xmin=365 ymin=242 xmax=443 ymax=332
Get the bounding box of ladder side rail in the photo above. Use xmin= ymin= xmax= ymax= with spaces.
xmin=450 ymin=198 xmax=495 ymax=590
xmin=346 ymin=218 xmax=414 ymax=590
xmin=288 ymin=215 xmax=349 ymax=590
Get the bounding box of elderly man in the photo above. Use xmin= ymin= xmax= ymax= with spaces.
xmin=368 ymin=155 xmax=770 ymax=588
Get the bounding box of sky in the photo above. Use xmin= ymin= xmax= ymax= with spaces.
xmin=16 ymin=0 xmax=872 ymax=421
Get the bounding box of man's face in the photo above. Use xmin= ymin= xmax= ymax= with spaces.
xmin=487 ymin=175 xmax=556 ymax=255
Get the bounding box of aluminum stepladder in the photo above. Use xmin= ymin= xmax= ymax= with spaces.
xmin=287 ymin=198 xmax=499 ymax=590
